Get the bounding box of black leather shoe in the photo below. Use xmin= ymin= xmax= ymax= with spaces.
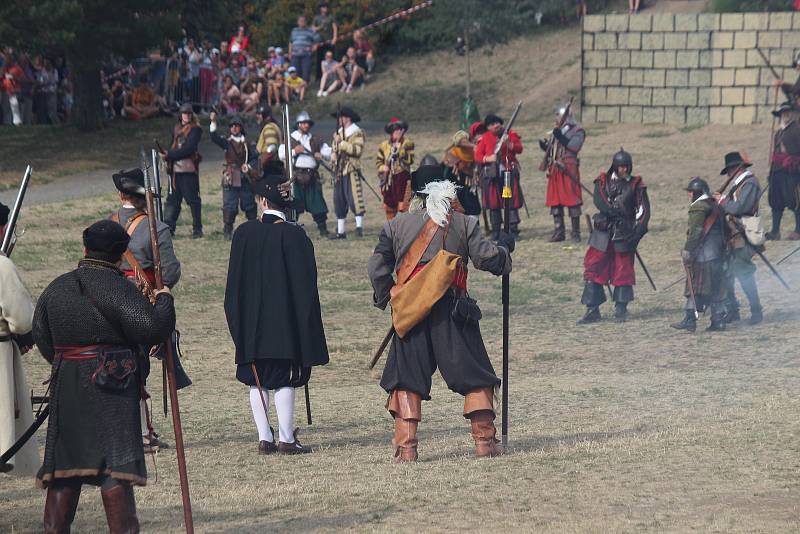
xmin=328 ymin=233 xmax=346 ymax=240
xmin=278 ymin=429 xmax=312 ymax=454
xmin=613 ymin=303 xmax=628 ymax=322
xmin=576 ymin=306 xmax=601 ymax=325
xmin=749 ymin=308 xmax=763 ymax=325
xmin=723 ymin=309 xmax=741 ymax=324
xmin=670 ymin=316 xmax=696 ymax=332
xmin=706 ymin=321 xmax=726 ymax=332
xmin=355 ymin=227 xmax=363 ymax=237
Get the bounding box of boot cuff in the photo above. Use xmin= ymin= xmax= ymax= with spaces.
xmin=387 ymin=389 xmax=422 ymax=421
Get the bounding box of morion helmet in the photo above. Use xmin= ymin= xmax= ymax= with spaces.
xmin=611 ymin=147 xmax=633 ymax=172
xmin=685 ymin=176 xmax=710 ymax=196
xmin=295 ymin=110 xmax=314 ymax=127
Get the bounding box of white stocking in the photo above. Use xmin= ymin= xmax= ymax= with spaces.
xmin=355 ymin=215 xmax=364 ymax=228
xmin=249 ymin=386 xmax=273 ymax=442
xmin=337 ymin=218 xmax=346 ymax=235
xmin=274 ymin=387 xmax=296 ymax=444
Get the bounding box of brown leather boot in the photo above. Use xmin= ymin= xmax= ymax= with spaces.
xmin=464 ymin=387 xmax=503 ymax=458
xmin=101 ymin=482 xmax=140 ymax=534
xmin=44 ymin=483 xmax=82 ymax=534
xmin=387 ymin=389 xmax=422 ymax=462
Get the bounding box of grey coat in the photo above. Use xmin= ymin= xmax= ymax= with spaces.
xmin=113 ymin=207 xmax=182 ymax=288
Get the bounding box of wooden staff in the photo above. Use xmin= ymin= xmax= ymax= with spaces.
xmin=501 ymin=169 xmax=512 ymax=447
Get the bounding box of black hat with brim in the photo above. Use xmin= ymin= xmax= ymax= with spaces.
xmin=385 ymin=119 xmax=408 ymax=134
xmin=411 ymin=163 xmax=444 ymax=193
xmin=251 ymin=174 xmax=295 ymax=209
xmin=720 ymin=151 xmax=752 ymax=175
xmin=331 ymin=106 xmax=361 ymax=123
xmin=83 ymin=220 xmax=130 ymax=259
xmin=112 ymin=168 xmax=147 ymax=197
xmin=772 ymin=101 xmax=795 ymax=117
xmin=0 ymin=202 xmax=9 ymax=226
xmin=484 ymin=114 xmax=503 ymax=126
xmin=179 ymin=103 xmax=194 ymax=114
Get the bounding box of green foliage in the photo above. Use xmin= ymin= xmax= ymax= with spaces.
xmin=711 ymin=0 xmax=792 ymax=11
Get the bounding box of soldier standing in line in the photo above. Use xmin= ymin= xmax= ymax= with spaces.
xmin=255 ymin=105 xmax=285 ymax=178
xmin=161 ymin=103 xmax=204 ymax=238
xmin=330 ymin=106 xmax=366 ymax=239
xmin=376 ymin=118 xmax=414 ymax=221
xmin=766 ymin=101 xmax=800 ymax=241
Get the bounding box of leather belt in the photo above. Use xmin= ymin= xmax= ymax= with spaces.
xmin=54 ymin=344 xmax=118 ymax=361
xmin=0 ymin=335 xmax=11 ymax=342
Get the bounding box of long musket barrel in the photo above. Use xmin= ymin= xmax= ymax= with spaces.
xmin=493 ymin=101 xmax=523 ymax=158
xmin=1 ymin=165 xmax=32 ymax=256
xmin=141 ymin=148 xmax=195 ymax=534
xmin=151 ymin=149 xmax=164 ymax=222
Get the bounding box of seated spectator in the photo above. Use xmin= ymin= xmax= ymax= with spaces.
xmin=317 ymin=49 xmax=342 ymax=97
xmin=123 ymin=75 xmax=163 ymax=120
xmin=240 ymin=69 xmax=264 ymax=113
xmin=228 ymin=25 xmax=249 ymax=57
xmin=220 ymin=74 xmax=241 ymax=113
xmin=284 ymin=66 xmax=307 ymax=102
xmin=336 ymin=47 xmax=365 ymax=93
xmin=353 ymin=30 xmax=375 ymax=75
xmin=110 ymin=78 xmax=127 ymax=118
xmin=272 ymin=47 xmax=288 ymax=74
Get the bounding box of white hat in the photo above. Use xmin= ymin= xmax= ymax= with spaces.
xmin=275 ymin=47 xmax=283 ymax=54
xmin=288 ymin=66 xmax=297 ymax=73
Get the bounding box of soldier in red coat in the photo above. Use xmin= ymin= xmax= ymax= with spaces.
xmin=474 ymin=114 xmax=524 ymax=239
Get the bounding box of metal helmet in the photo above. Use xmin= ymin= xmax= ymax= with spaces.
xmin=418 ymin=154 xmax=439 ymax=168
xmin=295 ymin=110 xmax=314 ymax=127
xmin=611 ymin=147 xmax=633 ymax=172
xmin=256 ymin=105 xmax=273 ymax=118
xmin=685 ymin=176 xmax=710 ymax=195
xmin=556 ymin=104 xmax=575 ymax=125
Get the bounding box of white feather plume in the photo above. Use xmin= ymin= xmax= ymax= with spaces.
xmin=413 ymin=180 xmax=458 ymax=227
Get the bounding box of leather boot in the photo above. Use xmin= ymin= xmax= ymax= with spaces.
xmin=44 ymin=483 xmax=82 ymax=534
xmin=576 ymin=305 xmax=601 ymax=325
xmin=384 ymin=204 xmax=397 ymax=221
xmin=740 ymin=274 xmax=762 ymax=325
xmin=464 ymin=388 xmax=502 ymax=458
xmin=317 ymin=221 xmax=329 ymax=237
xmin=190 ymin=204 xmax=203 ymax=239
xmin=101 ymin=482 xmax=140 ymax=534
xmin=549 ymin=214 xmax=565 ymax=242
xmin=570 ymin=217 xmax=581 ymax=242
xmin=222 ymin=210 xmax=236 ymax=241
xmin=387 ymin=389 xmax=421 ymax=462
xmin=670 ymin=310 xmax=696 ymax=332
xmin=613 ymin=302 xmax=628 ymax=322
xmin=766 ymin=209 xmax=782 ymax=241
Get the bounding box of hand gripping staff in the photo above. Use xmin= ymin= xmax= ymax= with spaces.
xmin=140 ymin=148 xmax=194 ymax=534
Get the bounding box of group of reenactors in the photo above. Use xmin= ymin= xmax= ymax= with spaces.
xmin=1 ymin=90 xmax=798 ymax=533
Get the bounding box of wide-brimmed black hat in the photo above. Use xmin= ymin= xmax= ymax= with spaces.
xmin=384 ymin=117 xmax=408 ymax=134
xmin=0 ymin=201 xmax=9 ymax=226
xmin=772 ymin=101 xmax=796 ymax=117
xmin=720 ymin=151 xmax=752 ymax=175
xmin=331 ymin=106 xmax=361 ymax=123
xmin=256 ymin=105 xmax=273 ymax=118
xmin=112 ymin=168 xmax=146 ymax=197
xmin=83 ymin=220 xmax=130 ymax=260
xmin=178 ymin=103 xmax=194 ymax=114
xmin=411 ymin=155 xmax=444 ymax=193
xmin=251 ymin=174 xmax=292 ymax=208
xmin=484 ymin=114 xmax=503 ymax=126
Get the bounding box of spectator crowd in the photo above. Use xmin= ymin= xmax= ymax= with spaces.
xmin=0 ymin=2 xmax=379 ymax=126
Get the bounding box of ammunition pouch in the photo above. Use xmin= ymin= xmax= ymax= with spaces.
xmin=480 ymin=163 xmax=499 ymax=181
xmin=295 ymin=168 xmax=316 ymax=187
xmin=91 ymin=348 xmax=137 ymax=393
xmin=451 ymin=293 xmax=482 ymax=326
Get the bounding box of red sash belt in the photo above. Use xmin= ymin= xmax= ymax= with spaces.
xmin=54 ymin=344 xmax=116 ymax=361
xmin=408 ymin=263 xmax=468 ymax=291
xmin=772 ymin=152 xmax=800 ymax=172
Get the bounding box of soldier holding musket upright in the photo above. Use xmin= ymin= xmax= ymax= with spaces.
xmin=766 ymin=101 xmax=800 ymax=241
xmin=376 ymin=118 xmax=414 ymax=221
xmin=330 ymin=106 xmax=366 ymax=239
xmin=161 ymin=103 xmax=204 ymax=239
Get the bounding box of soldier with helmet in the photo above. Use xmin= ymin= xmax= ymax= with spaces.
xmin=209 ymin=111 xmax=258 ymax=240
xmin=161 ymin=103 xmax=204 ymax=238
xmin=671 ymin=177 xmax=727 ymax=333
xmin=540 ymin=104 xmax=585 ymax=242
xmin=376 ymin=118 xmax=415 ymax=221
xmin=578 ymin=148 xmax=650 ymax=324
xmin=278 ymin=111 xmax=332 ymax=236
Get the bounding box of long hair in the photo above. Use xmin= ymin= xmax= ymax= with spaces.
xmin=409 ymin=180 xmax=458 ymax=227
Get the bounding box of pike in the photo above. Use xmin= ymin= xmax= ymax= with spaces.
xmin=635 ymin=251 xmax=657 ymax=291
xmin=501 ymin=167 xmax=512 ymax=448
xmin=1 ymin=165 xmax=32 ymax=257
xmin=149 ymin=148 xmax=169 ymax=416
xmin=141 ymin=148 xmax=194 ymax=534
xmin=282 ymin=105 xmax=313 ymax=425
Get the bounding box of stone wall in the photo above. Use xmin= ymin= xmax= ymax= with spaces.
xmin=581 ymin=12 xmax=800 ymax=125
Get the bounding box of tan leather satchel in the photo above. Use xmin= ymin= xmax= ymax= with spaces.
xmin=390 ymin=216 xmax=462 ymax=338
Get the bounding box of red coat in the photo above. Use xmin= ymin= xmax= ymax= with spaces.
xmin=474 ymin=129 xmax=522 ymax=169
xmin=545 ymin=160 xmax=583 ymax=207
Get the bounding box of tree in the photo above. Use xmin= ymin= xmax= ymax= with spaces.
xmin=0 ymin=0 xmax=180 ymax=131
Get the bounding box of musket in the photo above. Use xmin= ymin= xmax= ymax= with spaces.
xmin=539 ymin=96 xmax=574 ymax=173
xmin=360 ymin=173 xmax=384 ymax=203
xmin=333 ymin=103 xmax=343 ymax=182
xmin=683 ymin=261 xmax=699 ymax=319
xmin=501 ymin=166 xmax=513 ymax=448
xmin=369 ymin=325 xmax=394 ymax=370
xmin=494 ymin=101 xmax=523 ymax=159
xmin=151 ymin=149 xmax=164 ymax=222
xmin=140 ymin=148 xmax=194 ymax=534
xmin=1 ymin=165 xmax=32 ymax=257
xmin=729 ymin=216 xmax=791 ymax=290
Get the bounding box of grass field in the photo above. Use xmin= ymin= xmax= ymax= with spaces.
xmin=1 ymin=110 xmax=800 ymax=533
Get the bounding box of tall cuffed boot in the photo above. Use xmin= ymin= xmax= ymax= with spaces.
xmin=190 ymin=204 xmax=203 ymax=239
xmin=740 ymin=274 xmax=763 ymax=325
xmin=384 ymin=204 xmax=397 ymax=221
xmin=387 ymin=389 xmax=421 ymax=462
xmin=789 ymin=209 xmax=800 ymax=240
xmin=549 ymin=214 xmax=565 ymax=242
xmin=613 ymin=285 xmax=634 ymax=322
xmin=44 ymin=483 xmax=82 ymax=534
xmin=101 ymin=482 xmax=140 ymax=534
xmin=570 ymin=217 xmax=581 ymax=242
xmin=163 ymin=204 xmax=178 ymax=236
xmin=464 ymin=387 xmax=502 ymax=458
xmin=222 ymin=210 xmax=236 ymax=241
xmin=707 ymin=302 xmax=726 ymax=331
xmin=489 ymin=210 xmax=502 ymax=241
xmin=317 ymin=220 xmax=329 ymax=237
xmin=766 ymin=209 xmax=783 ymax=241
xmin=245 ymin=208 xmax=258 ymax=221
xmin=578 ymin=281 xmax=606 ymax=324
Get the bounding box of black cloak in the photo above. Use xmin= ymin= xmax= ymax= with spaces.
xmin=224 ymin=216 xmax=329 ymax=374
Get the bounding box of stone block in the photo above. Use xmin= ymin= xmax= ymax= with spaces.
xmin=698 ymin=87 xmax=721 ymax=106
xmin=795 ymin=12 xmax=800 ymax=30
xmin=712 ymin=69 xmax=735 ymax=86
xmin=759 ymin=68 xmax=776 ymax=86
xmin=699 ymin=50 xmax=713 ymax=68
xmin=675 ymin=88 xmax=698 ymax=106
xmin=607 ymin=51 xmax=631 ymax=68
xmin=597 ymin=68 xmax=621 ymax=86
xmin=620 ymin=106 xmax=643 ymax=123
xmin=629 ymin=87 xmax=652 ymax=105
xmin=654 ymin=51 xmax=676 ymax=69
xmin=743 ymin=13 xmax=769 ymax=30
xmin=733 ymin=106 xmax=756 ymax=124
xmin=665 ymin=107 xmax=686 ymax=124
xmin=583 ymin=69 xmax=597 ymax=87
xmin=757 ymin=31 xmax=781 ymax=49
xmin=688 ymin=70 xmax=711 ymax=87
xmin=734 ymin=31 xmax=757 ymax=49
xmin=721 ymin=87 xmax=744 ymax=106
xmin=686 ymin=107 xmax=709 ymax=125
xmin=710 ymin=106 xmax=733 ymax=125
xmin=746 ymin=49 xmax=767 ymax=67
xmin=676 ymin=50 xmax=699 ymax=68
xmin=652 ymin=88 xmax=675 ymax=105
xmin=665 ymin=69 xmax=689 ymax=87
xmin=644 ymin=69 xmax=666 ymax=87
xmin=643 ymin=107 xmax=665 ymax=124
xmin=723 ymin=50 xmax=746 ymax=68
xmin=735 ymin=68 xmax=759 ymax=86
xmin=605 ymin=14 xmax=628 ymax=32
xmin=618 ymin=32 xmax=642 ymax=49
xmin=584 ymin=87 xmax=606 ymax=106
xmin=594 ymin=33 xmax=617 ymax=50
xmin=769 ymin=12 xmax=792 ymax=30
xmin=631 ymin=51 xmax=654 ymax=68
xmin=606 ymin=87 xmax=630 ymax=105
xmin=711 ymin=50 xmax=724 ymax=68
xmin=756 ymin=104 xmax=775 ymax=123
xmin=674 ymin=14 xmax=698 ymax=32
xmin=783 ymin=31 xmax=800 ymax=49
xmin=744 ymin=87 xmax=768 ymax=106
xmin=698 ymin=14 xmax=720 ymax=31
xmin=584 ymin=51 xmax=607 ymax=68
xmin=642 ymin=33 xmax=664 ymax=50
xmin=621 ymin=69 xmax=644 ymax=86
xmin=720 ymin=13 xmax=744 ymax=31
xmin=583 ymin=15 xmax=605 ymax=32
xmin=629 ymin=14 xmax=652 ymax=32
xmin=596 ymin=106 xmax=620 ymax=123
xmin=712 ymin=32 xmax=734 ymax=49
xmin=686 ymin=31 xmax=711 ymax=49
xmin=653 ymin=14 xmax=675 ymax=32
xmin=581 ymin=105 xmax=597 ymax=124
xmin=664 ymin=32 xmax=688 ymax=50
xmin=770 ymin=49 xmax=794 ymax=67
xmin=583 ymin=33 xmax=594 ymax=50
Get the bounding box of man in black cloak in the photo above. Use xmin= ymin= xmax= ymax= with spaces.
xmin=224 ymin=174 xmax=329 ymax=455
